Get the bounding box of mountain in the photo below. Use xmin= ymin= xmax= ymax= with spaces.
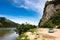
xmin=38 ymin=0 xmax=60 ymax=28
xmin=0 ymin=17 xmax=20 ymax=28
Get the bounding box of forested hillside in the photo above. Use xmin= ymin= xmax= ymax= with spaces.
xmin=0 ymin=17 xmax=20 ymax=28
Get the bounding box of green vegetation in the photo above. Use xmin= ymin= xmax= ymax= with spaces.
xmin=0 ymin=17 xmax=37 ymax=35
xmin=0 ymin=17 xmax=20 ymax=28
xmin=0 ymin=17 xmax=37 ymax=40
xmin=43 ymin=21 xmax=54 ymax=28
xmin=17 ymin=34 xmax=29 ymax=40
xmin=17 ymin=28 xmax=37 ymax=40
xmin=16 ymin=23 xmax=37 ymax=35
xmin=52 ymin=12 xmax=60 ymax=25
xmin=27 ymin=29 xmax=35 ymax=33
xmin=43 ymin=11 xmax=60 ymax=28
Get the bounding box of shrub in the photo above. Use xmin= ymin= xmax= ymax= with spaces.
xmin=16 ymin=23 xmax=37 ymax=35
xmin=43 ymin=21 xmax=54 ymax=28
xmin=18 ymin=34 xmax=29 ymax=40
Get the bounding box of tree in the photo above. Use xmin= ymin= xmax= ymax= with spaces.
xmin=16 ymin=23 xmax=37 ymax=35
xmin=52 ymin=12 xmax=60 ymax=25
xmin=43 ymin=20 xmax=54 ymax=28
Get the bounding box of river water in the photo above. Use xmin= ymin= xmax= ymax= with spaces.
xmin=0 ymin=28 xmax=19 ymax=40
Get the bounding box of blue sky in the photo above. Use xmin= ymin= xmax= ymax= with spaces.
xmin=0 ymin=0 xmax=47 ymax=25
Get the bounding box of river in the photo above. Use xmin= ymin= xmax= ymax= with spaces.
xmin=0 ymin=28 xmax=19 ymax=40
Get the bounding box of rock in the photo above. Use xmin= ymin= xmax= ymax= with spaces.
xmin=38 ymin=0 xmax=60 ymax=27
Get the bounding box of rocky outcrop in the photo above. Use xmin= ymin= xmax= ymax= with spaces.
xmin=38 ymin=0 xmax=60 ymax=27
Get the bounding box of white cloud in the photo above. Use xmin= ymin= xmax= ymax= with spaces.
xmin=0 ymin=15 xmax=38 ymax=25
xmin=10 ymin=0 xmax=47 ymax=14
xmin=10 ymin=18 xmax=38 ymax=25
xmin=9 ymin=0 xmax=47 ymax=24
xmin=2 ymin=0 xmax=47 ymax=25
xmin=9 ymin=17 xmax=39 ymax=25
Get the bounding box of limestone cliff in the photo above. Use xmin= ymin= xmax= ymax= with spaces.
xmin=38 ymin=0 xmax=60 ymax=27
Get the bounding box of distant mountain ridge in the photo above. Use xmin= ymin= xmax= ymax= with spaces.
xmin=0 ymin=17 xmax=20 ymax=28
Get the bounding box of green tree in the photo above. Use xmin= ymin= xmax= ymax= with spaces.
xmin=43 ymin=21 xmax=54 ymax=28
xmin=52 ymin=12 xmax=60 ymax=25
xmin=16 ymin=23 xmax=37 ymax=35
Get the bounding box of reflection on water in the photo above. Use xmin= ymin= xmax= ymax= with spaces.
xmin=0 ymin=28 xmax=19 ymax=40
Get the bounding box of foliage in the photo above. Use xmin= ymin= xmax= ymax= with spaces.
xmin=27 ymin=29 xmax=35 ymax=33
xmin=43 ymin=21 xmax=54 ymax=28
xmin=16 ymin=23 xmax=37 ymax=35
xmin=52 ymin=12 xmax=60 ymax=25
xmin=57 ymin=26 xmax=60 ymax=28
xmin=17 ymin=34 xmax=29 ymax=40
xmin=0 ymin=17 xmax=20 ymax=28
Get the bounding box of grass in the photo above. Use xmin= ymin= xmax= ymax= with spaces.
xmin=17 ymin=34 xmax=29 ymax=40
xmin=27 ymin=28 xmax=36 ymax=33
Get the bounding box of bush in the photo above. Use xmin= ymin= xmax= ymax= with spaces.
xmin=52 ymin=12 xmax=60 ymax=25
xmin=27 ymin=29 xmax=35 ymax=33
xmin=16 ymin=23 xmax=37 ymax=35
xmin=18 ymin=34 xmax=29 ymax=40
xmin=57 ymin=26 xmax=60 ymax=28
xmin=43 ymin=21 xmax=54 ymax=28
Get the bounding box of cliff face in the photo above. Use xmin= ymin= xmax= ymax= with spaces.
xmin=38 ymin=1 xmax=60 ymax=27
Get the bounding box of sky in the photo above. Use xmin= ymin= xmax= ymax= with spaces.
xmin=0 ymin=0 xmax=47 ymax=25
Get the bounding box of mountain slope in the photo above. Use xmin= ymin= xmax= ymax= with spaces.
xmin=0 ymin=17 xmax=20 ymax=28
